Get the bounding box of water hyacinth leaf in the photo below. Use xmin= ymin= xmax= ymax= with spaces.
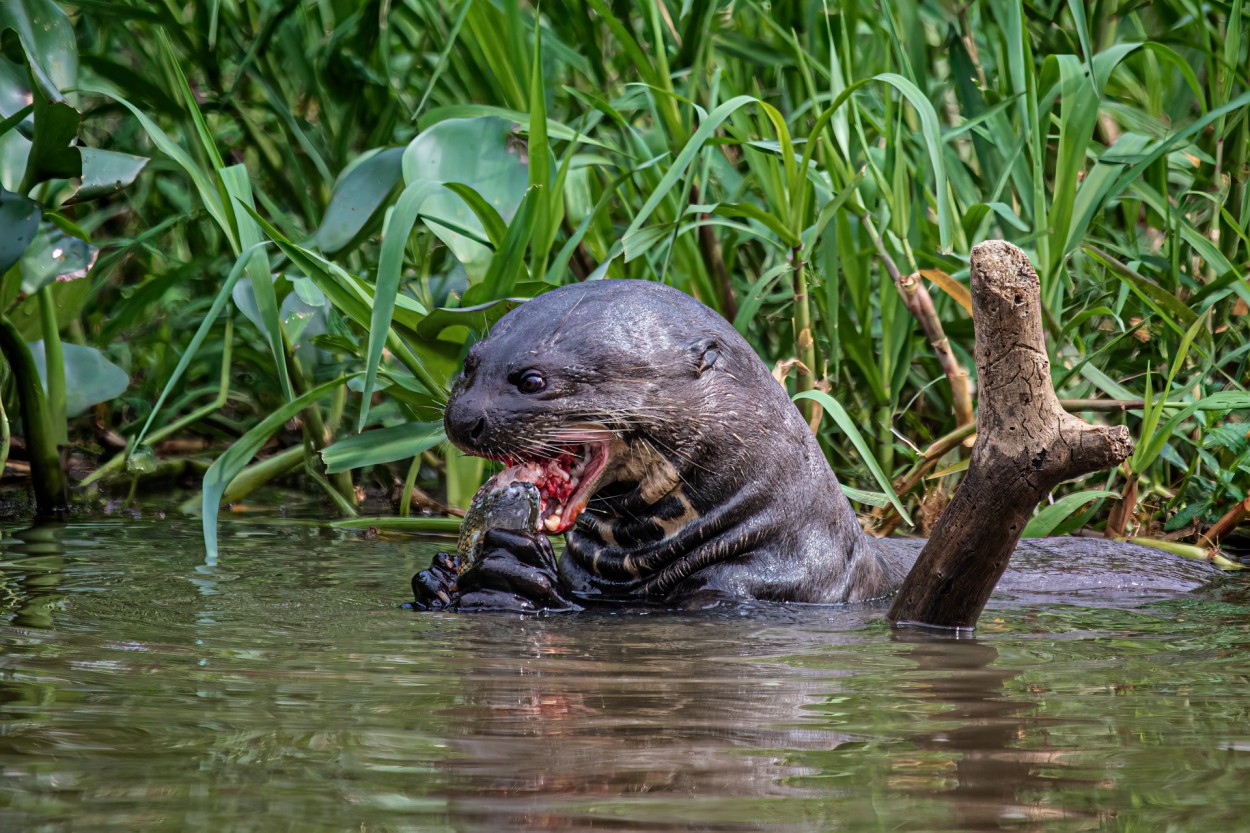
xmin=23 ymin=86 xmax=80 ymax=186
xmin=9 ymin=277 xmax=89 ymax=341
xmin=63 ymin=148 xmax=148 ymax=205
xmin=1022 ymin=489 xmax=1120 ymax=538
xmin=321 ymin=421 xmax=445 ymax=474
xmin=202 ymin=375 xmax=354 ymax=560
xmin=280 ymin=278 xmax=327 ymax=363
xmin=29 ymin=340 xmax=128 ymax=416
xmin=0 ymin=0 xmax=77 ymax=103
xmin=0 ymin=187 xmax=39 ymax=274
xmin=314 ymin=147 xmax=404 ymax=256
xmin=401 ymin=116 xmax=529 ymax=279
xmin=282 ymin=282 xmax=324 ymax=339
xmin=236 ymin=273 xmax=326 ymax=355
xmin=0 ymin=56 xmax=34 ymax=130
xmin=0 ymin=129 xmax=31 ymax=194
xmin=442 ymin=182 xmax=508 ymax=248
xmin=230 ymin=272 xmax=270 ymax=333
xmin=19 ymin=223 xmax=97 ymax=294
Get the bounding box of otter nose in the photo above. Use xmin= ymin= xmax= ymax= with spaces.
xmin=444 ymin=397 xmax=491 ymax=452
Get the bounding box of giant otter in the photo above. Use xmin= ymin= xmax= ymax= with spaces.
xmin=412 ymin=279 xmax=1217 ymax=612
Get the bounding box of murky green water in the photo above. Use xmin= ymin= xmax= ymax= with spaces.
xmin=1 ymin=519 xmax=1248 ymax=832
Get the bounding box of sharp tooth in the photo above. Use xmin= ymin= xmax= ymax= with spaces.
xmin=544 ymin=513 xmax=562 ymax=532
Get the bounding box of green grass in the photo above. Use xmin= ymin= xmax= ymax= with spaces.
xmin=0 ymin=0 xmax=1246 ymax=549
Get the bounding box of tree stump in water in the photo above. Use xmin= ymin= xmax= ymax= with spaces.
xmin=887 ymin=241 xmax=1134 ymax=632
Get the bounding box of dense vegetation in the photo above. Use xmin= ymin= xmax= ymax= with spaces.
xmin=0 ymin=0 xmax=1246 ymax=558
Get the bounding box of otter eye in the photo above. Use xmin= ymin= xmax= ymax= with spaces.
xmin=517 ymin=371 xmax=545 ymax=394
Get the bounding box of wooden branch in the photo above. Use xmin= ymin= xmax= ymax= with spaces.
xmin=887 ymin=241 xmax=1133 ymax=631
xmin=1201 ymin=497 xmax=1250 ymax=548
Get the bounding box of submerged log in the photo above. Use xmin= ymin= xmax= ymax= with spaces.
xmin=888 ymin=241 xmax=1133 ymax=631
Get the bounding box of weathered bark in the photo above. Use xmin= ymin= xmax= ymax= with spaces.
xmin=887 ymin=241 xmax=1134 ymax=631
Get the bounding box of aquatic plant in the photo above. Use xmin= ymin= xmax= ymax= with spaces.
xmin=0 ymin=1 xmax=1245 ymax=557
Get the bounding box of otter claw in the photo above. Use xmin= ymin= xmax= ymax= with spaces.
xmin=411 ymin=550 xmax=462 ymax=610
xmin=410 ymin=532 xmax=579 ymax=613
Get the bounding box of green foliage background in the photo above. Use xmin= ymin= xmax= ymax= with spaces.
xmin=0 ymin=0 xmax=1247 ymax=549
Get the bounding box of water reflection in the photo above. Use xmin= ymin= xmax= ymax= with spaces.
xmin=403 ymin=614 xmax=839 ymax=830
xmin=892 ymin=635 xmax=1103 ymax=830
xmin=0 ymin=520 xmax=1246 ymax=832
xmin=1 ymin=522 xmax=69 ymax=628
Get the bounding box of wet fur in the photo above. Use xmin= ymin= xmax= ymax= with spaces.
xmin=442 ymin=280 xmax=1217 ymax=607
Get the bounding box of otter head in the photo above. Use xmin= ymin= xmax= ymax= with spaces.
xmin=443 ymin=280 xmax=752 ymax=534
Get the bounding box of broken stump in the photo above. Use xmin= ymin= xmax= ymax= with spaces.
xmin=887 ymin=241 xmax=1133 ymax=632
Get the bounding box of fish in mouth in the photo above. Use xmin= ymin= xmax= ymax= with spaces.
xmin=490 ymin=439 xmax=612 ymax=533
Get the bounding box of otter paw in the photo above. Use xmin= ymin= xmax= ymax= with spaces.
xmin=454 ymin=529 xmax=581 ymax=612
xmin=410 ymin=551 xmax=463 ymax=610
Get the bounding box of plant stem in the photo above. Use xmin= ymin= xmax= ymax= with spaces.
xmin=37 ymin=286 xmax=67 ymax=446
xmin=790 ymin=245 xmax=816 ymax=424
xmin=0 ymin=315 xmax=67 ymax=515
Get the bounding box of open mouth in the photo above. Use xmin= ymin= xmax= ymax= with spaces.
xmin=492 ymin=440 xmax=611 ymax=534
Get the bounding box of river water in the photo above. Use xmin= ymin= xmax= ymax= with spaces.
xmin=1 ymin=518 xmax=1247 ymax=831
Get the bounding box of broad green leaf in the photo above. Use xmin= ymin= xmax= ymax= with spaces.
xmin=282 ymin=277 xmax=328 ymax=347
xmin=314 ymin=147 xmax=405 ymax=256
xmin=240 ymin=204 xmax=446 ymax=396
xmin=419 ymin=104 xmax=620 ymax=152
xmin=22 ymin=84 xmax=79 ymax=188
xmin=18 ymin=223 xmax=96 ymax=294
xmin=401 ymin=116 xmax=529 ymax=279
xmin=30 ymin=340 xmax=128 ymax=416
xmin=0 ymin=0 xmax=77 ymax=103
xmin=321 ymin=422 xmax=445 ymax=474
xmin=9 ymin=274 xmax=89 ymax=341
xmin=442 ymin=182 xmax=508 ymax=247
xmin=63 ymin=148 xmax=148 ymax=205
xmin=416 ymin=298 xmax=519 ymax=340
xmin=0 ymin=187 xmax=39 ymax=274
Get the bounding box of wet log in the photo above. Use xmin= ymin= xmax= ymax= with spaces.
xmin=888 ymin=241 xmax=1133 ymax=632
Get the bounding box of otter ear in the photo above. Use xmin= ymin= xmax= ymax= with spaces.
xmin=691 ymin=338 xmax=720 ymax=375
